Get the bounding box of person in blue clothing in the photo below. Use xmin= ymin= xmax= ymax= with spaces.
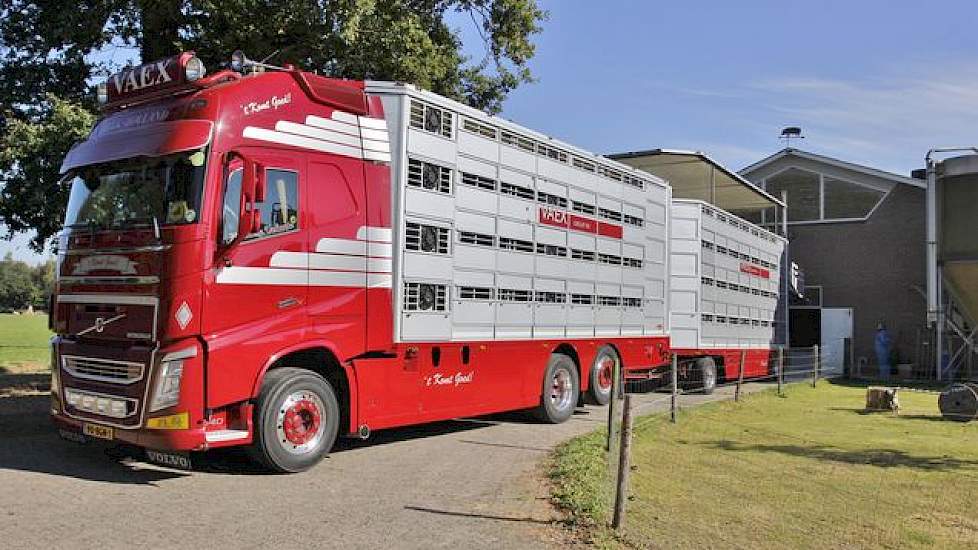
xmin=874 ymin=321 xmax=892 ymax=380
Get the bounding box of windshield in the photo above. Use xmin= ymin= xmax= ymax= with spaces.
xmin=64 ymin=149 xmax=207 ymax=230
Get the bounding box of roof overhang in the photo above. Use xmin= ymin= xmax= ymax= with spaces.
xmin=608 ymin=149 xmax=785 ymax=212
xmin=740 ymin=147 xmax=925 ymax=189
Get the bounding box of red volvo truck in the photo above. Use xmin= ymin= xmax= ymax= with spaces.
xmin=50 ymin=52 xmax=783 ymax=472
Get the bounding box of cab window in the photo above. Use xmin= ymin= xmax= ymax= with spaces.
xmin=220 ymin=167 xmax=299 ymax=244
xmin=221 ymin=168 xmax=243 ymax=244
xmin=253 ymin=169 xmax=299 ymax=237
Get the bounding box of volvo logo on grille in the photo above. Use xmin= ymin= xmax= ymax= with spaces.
xmin=78 ymin=313 xmax=127 ymax=336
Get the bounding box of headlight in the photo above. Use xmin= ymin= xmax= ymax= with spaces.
xmin=149 ymin=346 xmax=196 ymax=412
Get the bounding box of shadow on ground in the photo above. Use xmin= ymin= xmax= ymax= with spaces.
xmin=702 ymin=440 xmax=978 ymax=471
xmin=404 ymin=505 xmax=554 ymax=525
xmin=0 ymin=393 xmax=188 ymax=485
xmin=0 ymin=379 xmax=567 ymax=479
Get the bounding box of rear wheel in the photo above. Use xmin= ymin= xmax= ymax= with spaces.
xmin=251 ymin=367 xmax=340 ymax=473
xmin=585 ymin=346 xmax=619 ymax=406
xmin=696 ymin=357 xmax=718 ymax=395
xmin=533 ymin=354 xmax=580 ymax=423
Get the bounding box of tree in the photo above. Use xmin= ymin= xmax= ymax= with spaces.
xmin=0 ymin=253 xmax=40 ymax=311
xmin=0 ymin=0 xmax=547 ymax=251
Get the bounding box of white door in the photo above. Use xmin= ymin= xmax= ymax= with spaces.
xmin=821 ymin=308 xmax=853 ymax=376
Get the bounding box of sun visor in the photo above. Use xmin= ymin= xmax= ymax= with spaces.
xmin=61 ymin=119 xmax=214 ymax=174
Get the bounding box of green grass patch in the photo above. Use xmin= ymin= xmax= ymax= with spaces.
xmin=551 ymin=382 xmax=978 ymax=549
xmin=0 ymin=314 xmax=52 ymax=373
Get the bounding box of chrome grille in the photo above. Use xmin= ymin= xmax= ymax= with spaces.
xmin=62 ymin=355 xmax=144 ymax=385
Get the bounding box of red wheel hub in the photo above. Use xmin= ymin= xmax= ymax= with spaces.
xmin=282 ymin=399 xmax=322 ymax=445
xmin=597 ymin=357 xmax=615 ymax=389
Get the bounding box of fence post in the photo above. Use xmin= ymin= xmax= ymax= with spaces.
xmin=812 ymin=345 xmax=820 ymax=388
xmin=670 ymin=354 xmax=678 ymax=423
xmin=606 ymin=353 xmax=621 ymax=452
xmin=612 ymin=394 xmax=634 ymax=532
xmin=735 ymin=349 xmax=746 ymax=402
xmin=777 ymin=345 xmax=784 ymax=397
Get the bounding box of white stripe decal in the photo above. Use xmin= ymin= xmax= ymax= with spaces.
xmin=361 ymin=139 xmax=391 ymax=153
xmin=309 ymin=270 xmax=366 ymax=287
xmin=358 ymin=116 xmax=388 ymax=130
xmin=276 ymin=121 xmax=362 ymax=148
xmin=305 ymin=115 xmax=360 ymax=137
xmin=357 ymin=226 xmax=393 ymax=242
xmin=216 ymin=267 xmax=307 ymax=286
xmin=360 ymin=128 xmax=389 ymax=142
xmin=367 ymin=242 xmax=393 ymax=257
xmin=217 ymin=267 xmax=392 ymax=288
xmin=368 ymin=273 xmax=393 ymax=288
xmin=268 ymin=251 xmax=309 ymax=269
xmin=366 ymin=258 xmax=393 ymax=272
xmin=243 ymin=127 xmax=363 ymax=159
xmin=271 ymin=252 xmax=392 ymax=272
xmin=331 ymin=110 xmax=359 ymax=125
xmin=316 ymin=238 xmax=367 ymax=256
xmin=363 ymin=150 xmax=392 ymax=163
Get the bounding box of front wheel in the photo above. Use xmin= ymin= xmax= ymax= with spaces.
xmin=533 ymin=354 xmax=580 ymax=423
xmin=585 ymin=346 xmax=619 ymax=406
xmin=251 ymin=367 xmax=340 ymax=473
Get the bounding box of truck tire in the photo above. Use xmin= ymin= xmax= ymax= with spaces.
xmin=251 ymin=367 xmax=340 ymax=473
xmin=585 ymin=345 xmax=619 ymax=406
xmin=533 ymin=354 xmax=580 ymax=423
xmin=696 ymin=357 xmax=718 ymax=395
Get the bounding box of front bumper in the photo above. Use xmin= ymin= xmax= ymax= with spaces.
xmin=51 ymin=412 xmax=212 ymax=451
xmin=50 ymin=336 xmax=250 ymax=452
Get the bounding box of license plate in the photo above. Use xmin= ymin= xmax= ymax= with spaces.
xmin=82 ymin=423 xmax=114 ymax=441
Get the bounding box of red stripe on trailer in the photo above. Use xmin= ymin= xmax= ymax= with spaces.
xmin=538 ymin=206 xmax=622 ymax=239
xmin=597 ymin=222 xmax=623 ymax=239
xmin=740 ymin=263 xmax=771 ymax=279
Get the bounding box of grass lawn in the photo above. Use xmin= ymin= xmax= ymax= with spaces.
xmin=551 ymin=382 xmax=978 ymax=549
xmin=0 ymin=314 xmax=52 ymax=373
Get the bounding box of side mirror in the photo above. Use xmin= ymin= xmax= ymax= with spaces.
xmin=221 ymin=151 xmax=262 ymax=253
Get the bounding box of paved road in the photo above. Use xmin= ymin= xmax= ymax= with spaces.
xmin=0 ymin=380 xmax=773 ymax=549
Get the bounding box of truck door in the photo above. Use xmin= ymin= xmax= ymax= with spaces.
xmin=203 ymin=153 xmax=308 ymax=406
xmin=305 ymin=159 xmax=367 ymax=352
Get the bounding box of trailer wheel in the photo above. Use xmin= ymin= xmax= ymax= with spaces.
xmin=251 ymin=367 xmax=340 ymax=473
xmin=585 ymin=346 xmax=619 ymax=406
xmin=696 ymin=357 xmax=718 ymax=395
xmin=533 ymin=354 xmax=580 ymax=423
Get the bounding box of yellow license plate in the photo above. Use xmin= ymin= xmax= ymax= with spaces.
xmin=83 ymin=423 xmax=114 ymax=441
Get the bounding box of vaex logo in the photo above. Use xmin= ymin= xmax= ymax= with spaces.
xmin=111 ymin=59 xmax=174 ymax=94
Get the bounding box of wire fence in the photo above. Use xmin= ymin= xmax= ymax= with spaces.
xmin=598 ymin=344 xmax=975 ymax=547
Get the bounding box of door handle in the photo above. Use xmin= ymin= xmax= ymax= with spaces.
xmin=277 ymin=297 xmax=299 ymax=309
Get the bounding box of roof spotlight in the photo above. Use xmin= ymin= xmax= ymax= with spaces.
xmin=184 ymin=56 xmax=206 ymax=81
xmin=231 ymin=50 xmax=250 ymax=73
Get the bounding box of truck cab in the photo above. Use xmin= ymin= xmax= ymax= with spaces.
xmin=50 ymin=52 xmax=391 ymax=470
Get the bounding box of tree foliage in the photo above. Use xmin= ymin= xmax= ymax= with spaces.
xmin=0 ymin=253 xmax=54 ymax=310
xmin=0 ymin=0 xmax=546 ymax=251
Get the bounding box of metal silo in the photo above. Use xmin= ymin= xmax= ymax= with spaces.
xmin=926 ymin=150 xmax=978 ymax=380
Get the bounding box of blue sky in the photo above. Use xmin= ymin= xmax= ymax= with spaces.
xmin=5 ymin=0 xmax=977 ymax=263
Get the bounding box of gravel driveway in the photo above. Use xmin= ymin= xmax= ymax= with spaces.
xmin=0 ymin=380 xmax=772 ymax=549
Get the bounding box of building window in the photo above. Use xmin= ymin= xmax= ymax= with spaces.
xmin=823 ymin=176 xmax=885 ymax=219
xmin=762 ymin=167 xmax=888 ymax=224
xmin=764 ymin=168 xmax=820 ymax=222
